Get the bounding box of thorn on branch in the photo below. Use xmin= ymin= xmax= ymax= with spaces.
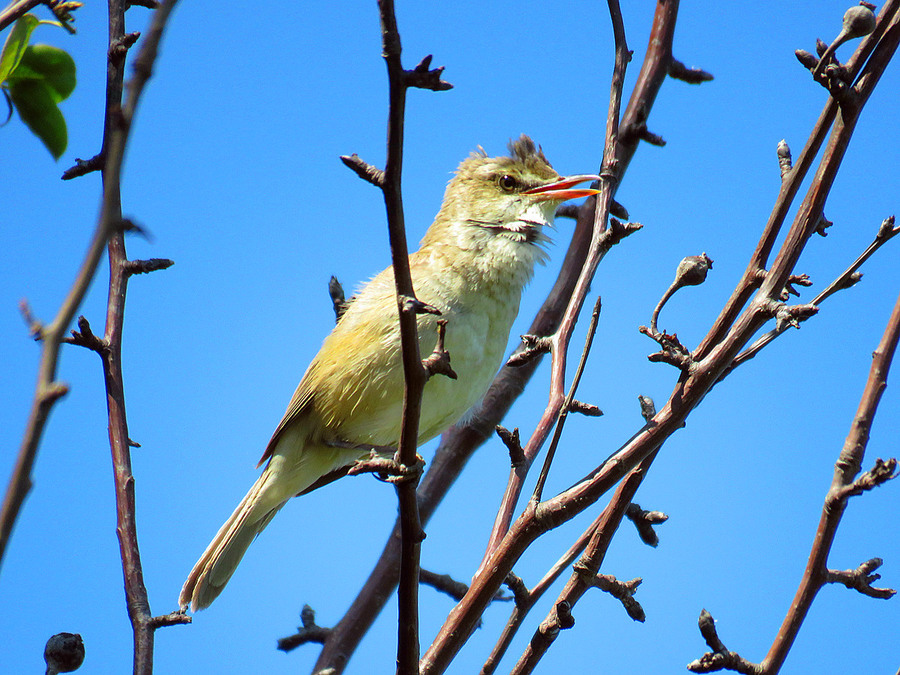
xmin=404 ymin=54 xmax=453 ymax=91
xmin=668 ymin=58 xmax=714 ymax=84
xmin=127 ymin=438 xmax=141 ymax=448
xmin=328 ymin=276 xmax=350 ymax=322
xmin=127 ymin=0 xmax=160 ymax=8
xmin=567 ymin=400 xmax=603 ymax=417
xmin=422 ymin=319 xmax=457 ymax=380
xmin=827 ymin=558 xmax=896 ymax=599
xmin=61 ymin=153 xmax=104 ymax=180
xmin=277 ymin=605 xmax=333 ymax=652
xmin=688 ymin=609 xmax=760 ymax=674
xmin=625 ymin=502 xmax=668 ymax=547
xmin=125 ymin=258 xmax=174 ymax=276
xmin=64 ymin=315 xmax=106 ymax=353
xmin=777 ymin=139 xmax=793 ymax=179
xmin=340 ymin=153 xmax=385 ymax=188
xmin=506 ymin=334 xmax=552 ymax=367
xmin=43 ymin=632 xmax=84 ymax=675
xmin=496 ymin=425 xmax=526 ymax=469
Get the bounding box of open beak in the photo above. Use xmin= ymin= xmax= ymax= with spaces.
xmin=522 ymin=174 xmax=601 ymax=202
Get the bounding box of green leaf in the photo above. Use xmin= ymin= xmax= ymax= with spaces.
xmin=9 ymin=78 xmax=67 ymax=158
xmin=11 ymin=45 xmax=76 ymax=101
xmin=0 ymin=14 xmax=40 ymax=84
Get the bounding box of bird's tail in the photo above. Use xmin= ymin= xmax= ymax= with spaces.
xmin=179 ymin=468 xmax=286 ymax=611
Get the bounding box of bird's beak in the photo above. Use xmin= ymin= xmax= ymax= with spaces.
xmin=522 ymin=174 xmax=602 ymax=202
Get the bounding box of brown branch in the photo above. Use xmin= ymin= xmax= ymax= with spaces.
xmin=694 ymin=0 xmax=899 ymax=361
xmin=690 ymin=288 xmax=900 ymax=675
xmin=313 ymin=2 xmax=693 ymax=671
xmin=94 ymin=1 xmax=184 ymax=673
xmin=503 ymin=444 xmax=661 ymax=674
xmin=728 ymin=216 xmax=899 ymax=375
xmin=826 ymin=557 xmax=896 ymax=599
xmin=354 ymin=2 xmax=453 ymax=672
xmin=61 ymin=153 xmax=105 ymax=180
xmin=419 ymin=3 xmax=634 ymax=671
xmin=0 ymin=0 xmax=41 ymax=31
xmin=424 ymin=7 xmax=900 ymax=671
xmin=530 ymin=296 xmax=603 ymax=503
xmin=0 ymin=0 xmax=176 ymax=574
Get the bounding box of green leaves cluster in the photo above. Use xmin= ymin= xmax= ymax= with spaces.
xmin=1 ymin=14 xmax=76 ymax=159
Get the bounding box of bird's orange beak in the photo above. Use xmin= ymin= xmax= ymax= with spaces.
xmin=522 ymin=174 xmax=601 ymax=202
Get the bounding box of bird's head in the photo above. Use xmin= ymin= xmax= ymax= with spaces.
xmin=423 ymin=136 xmax=599 ymax=260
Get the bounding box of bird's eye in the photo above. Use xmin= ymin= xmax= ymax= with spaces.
xmin=498 ymin=174 xmax=518 ymax=192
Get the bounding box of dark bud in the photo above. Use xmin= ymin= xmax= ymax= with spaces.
xmin=44 ymin=633 xmax=84 ymax=674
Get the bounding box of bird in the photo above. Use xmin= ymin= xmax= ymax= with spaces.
xmin=178 ymin=135 xmax=600 ymax=611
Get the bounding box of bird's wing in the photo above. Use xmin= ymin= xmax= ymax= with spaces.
xmin=257 ymin=372 xmax=316 ymax=467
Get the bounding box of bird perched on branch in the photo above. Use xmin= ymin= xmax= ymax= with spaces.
xmin=179 ymin=135 xmax=600 ymax=611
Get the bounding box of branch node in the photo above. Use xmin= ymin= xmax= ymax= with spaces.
xmin=668 ymin=58 xmax=714 ymax=84
xmin=422 ymin=319 xmax=457 ymax=380
xmin=148 ymin=610 xmax=192 ymax=628
xmin=339 ymin=153 xmax=385 ymax=188
xmin=503 ymin=571 xmax=530 ymax=609
xmin=64 ymin=315 xmax=106 ymax=353
xmin=827 ymin=557 xmax=896 ymax=599
xmin=625 ymin=502 xmax=668 ymax=547
xmin=404 ymin=54 xmax=453 ymax=91
xmin=567 ymin=399 xmax=603 ymax=417
xmin=277 ymin=604 xmax=333 ymax=652
xmin=496 ymin=425 xmax=526 ymax=469
xmin=777 ymin=139 xmax=793 ymax=179
xmin=688 ymin=609 xmax=761 ymax=673
xmin=506 ymin=334 xmax=552 ymax=368
xmin=328 ymin=276 xmax=350 ymax=322
xmin=124 ymin=258 xmax=174 ymax=276
xmin=61 ymin=153 xmax=104 ymax=180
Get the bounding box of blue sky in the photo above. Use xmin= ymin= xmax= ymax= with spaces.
xmin=2 ymin=1 xmax=898 ymax=673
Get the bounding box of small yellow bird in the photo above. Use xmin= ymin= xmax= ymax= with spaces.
xmin=179 ymin=136 xmax=599 ymax=610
